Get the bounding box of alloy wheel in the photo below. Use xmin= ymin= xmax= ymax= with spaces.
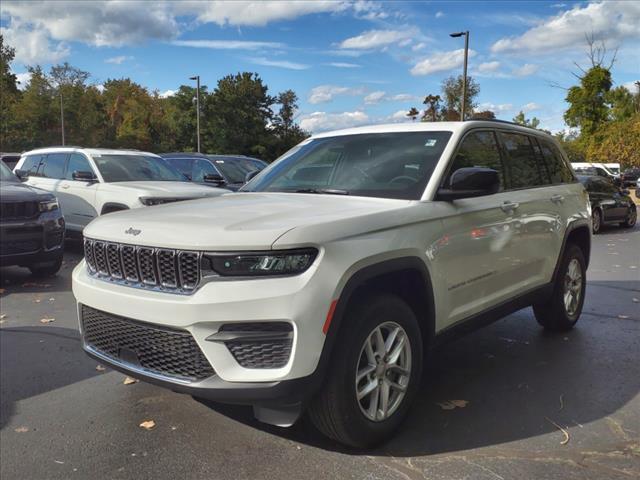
xmin=355 ymin=321 xmax=412 ymax=422
xmin=563 ymin=258 xmax=583 ymax=317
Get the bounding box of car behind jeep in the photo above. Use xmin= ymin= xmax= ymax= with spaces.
xmin=73 ymin=121 xmax=591 ymax=448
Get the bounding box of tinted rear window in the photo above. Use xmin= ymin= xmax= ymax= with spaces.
xmin=42 ymin=153 xmax=68 ymax=179
xmin=499 ymin=132 xmax=546 ymax=189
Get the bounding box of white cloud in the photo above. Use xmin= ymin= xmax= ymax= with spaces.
xmin=411 ymin=42 xmax=426 ymax=52
xmin=435 ymin=11 xmax=445 ymax=19
xmin=389 ymin=93 xmax=414 ymax=102
xmin=477 ymin=61 xmax=501 ymax=74
xmin=364 ymin=91 xmax=386 ymax=104
xmin=522 ymin=102 xmax=541 ymax=112
xmin=308 ymin=85 xmax=365 ymax=104
xmin=512 ymin=63 xmax=539 ymax=76
xmin=339 ymin=28 xmax=418 ymax=50
xmin=15 ymin=71 xmax=32 ymax=89
xmin=249 ymin=57 xmax=310 ymax=70
xmin=299 ymin=110 xmax=369 ymax=132
xmin=388 ymin=109 xmax=414 ymax=122
xmin=95 ymin=84 xmax=105 ymax=93
xmin=325 ymin=62 xmax=361 ymax=68
xmin=105 ymin=55 xmax=133 ymax=64
xmin=159 ymin=89 xmax=176 ymax=98
xmin=622 ymin=81 xmax=639 ymax=93
xmin=172 ymin=40 xmax=285 ymax=50
xmin=1 ymin=20 xmax=70 ymax=64
xmin=491 ymin=1 xmax=640 ymax=55
xmin=478 ymin=102 xmax=513 ymax=113
xmin=410 ymin=49 xmax=476 ymax=76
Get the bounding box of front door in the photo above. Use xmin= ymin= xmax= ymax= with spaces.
xmin=57 ymin=153 xmax=99 ymax=230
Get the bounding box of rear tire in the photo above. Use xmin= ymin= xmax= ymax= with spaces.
xmin=28 ymin=256 xmax=63 ymax=277
xmin=308 ymin=293 xmax=423 ymax=448
xmin=533 ymin=244 xmax=586 ymax=332
xmin=620 ymin=206 xmax=637 ymax=228
xmin=592 ymin=209 xmax=602 ymax=234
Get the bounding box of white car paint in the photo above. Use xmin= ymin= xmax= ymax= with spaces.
xmin=14 ymin=148 xmax=229 ymax=232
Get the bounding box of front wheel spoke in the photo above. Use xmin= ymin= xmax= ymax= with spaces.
xmin=364 ymin=340 xmax=376 ymax=364
xmin=388 ymin=364 xmax=409 ymax=376
xmin=380 ymin=381 xmax=390 ymax=418
xmin=387 ymin=379 xmax=407 ymax=393
xmin=367 ymin=385 xmax=380 ymax=418
xmin=384 ymin=327 xmax=400 ymax=354
xmin=358 ymin=379 xmax=378 ymax=400
xmin=374 ymin=328 xmax=385 ymax=356
xmin=356 ymin=364 xmax=376 ymax=382
xmin=387 ymin=334 xmax=406 ymax=364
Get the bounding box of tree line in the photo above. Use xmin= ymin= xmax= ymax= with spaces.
xmin=0 ymin=35 xmax=308 ymax=161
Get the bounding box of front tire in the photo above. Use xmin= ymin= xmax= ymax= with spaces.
xmin=28 ymin=256 xmax=63 ymax=277
xmin=592 ymin=208 xmax=602 ymax=234
xmin=533 ymin=244 xmax=586 ymax=332
xmin=620 ymin=206 xmax=637 ymax=228
xmin=308 ymin=294 xmax=423 ymax=448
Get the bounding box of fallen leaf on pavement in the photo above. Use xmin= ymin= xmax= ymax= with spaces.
xmin=545 ymin=416 xmax=570 ymax=445
xmin=22 ymin=282 xmax=51 ymax=288
xmin=559 ymin=394 xmax=564 ymax=412
xmin=0 ymin=288 xmax=5 ymax=294
xmin=618 ymin=315 xmax=630 ymax=319
xmin=35 ymin=299 xmax=41 ymax=303
xmin=54 ymin=460 xmax=64 ymax=465
xmin=0 ymin=314 xmax=6 ymax=319
xmin=14 ymin=426 xmax=29 ymax=433
xmin=437 ymin=400 xmax=469 ymax=410
xmin=123 ymin=377 xmax=138 ymax=385
xmin=633 ymin=298 xmax=639 ymax=303
xmin=95 ymin=365 xmax=106 ymax=372
xmin=40 ymin=318 xmax=55 ymax=324
xmin=49 ymin=297 xmax=55 ymax=302
xmin=139 ymin=420 xmax=156 ymax=430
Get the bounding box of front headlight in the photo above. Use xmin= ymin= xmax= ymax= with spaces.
xmin=39 ymin=199 xmax=59 ymax=212
xmin=202 ymin=248 xmax=318 ymax=277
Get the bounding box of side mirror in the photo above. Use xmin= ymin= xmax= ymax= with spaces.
xmin=14 ymin=169 xmax=29 ymax=181
xmin=203 ymin=173 xmax=225 ymax=185
xmin=245 ymin=169 xmax=260 ymax=183
xmin=436 ymin=167 xmax=500 ymax=201
xmin=72 ymin=170 xmax=97 ymax=182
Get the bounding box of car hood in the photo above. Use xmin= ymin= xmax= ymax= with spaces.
xmin=0 ymin=181 xmax=54 ymax=202
xmin=83 ymin=192 xmax=411 ymax=250
xmin=106 ymin=181 xmax=230 ymax=197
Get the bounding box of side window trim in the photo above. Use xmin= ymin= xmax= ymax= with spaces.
xmin=531 ymin=137 xmax=553 ymax=185
xmin=495 ymin=129 xmax=550 ymax=191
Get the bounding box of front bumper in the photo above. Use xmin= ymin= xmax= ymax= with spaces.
xmin=72 ymin=254 xmax=335 ymax=400
xmin=0 ymin=213 xmax=65 ymax=266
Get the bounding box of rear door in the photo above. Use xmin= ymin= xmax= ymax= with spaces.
xmin=57 ymin=152 xmax=99 ymax=230
xmin=497 ymin=131 xmax=562 ymax=289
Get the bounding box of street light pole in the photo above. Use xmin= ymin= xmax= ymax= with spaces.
xmin=450 ymin=30 xmax=470 ymax=121
xmin=190 ymin=75 xmax=201 ymax=153
xmin=60 ymin=90 xmax=65 ymax=146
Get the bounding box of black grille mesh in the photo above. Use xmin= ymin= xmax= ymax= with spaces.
xmin=81 ymin=305 xmax=215 ymax=381
xmin=0 ymin=201 xmax=39 ymax=220
xmin=220 ymin=323 xmax=293 ymax=369
xmin=83 ymin=239 xmax=200 ymax=293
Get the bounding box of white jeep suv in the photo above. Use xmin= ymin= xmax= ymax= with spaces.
xmin=72 ymin=121 xmax=591 ymax=448
xmin=14 ymin=148 xmax=228 ymax=232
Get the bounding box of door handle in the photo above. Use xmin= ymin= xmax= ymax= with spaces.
xmin=551 ymin=194 xmax=564 ymax=203
xmin=501 ymin=201 xmax=519 ymax=213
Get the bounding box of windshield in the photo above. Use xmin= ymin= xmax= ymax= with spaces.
xmin=243 ymin=131 xmax=453 ymax=199
xmin=208 ymin=157 xmax=253 ymax=184
xmin=0 ymin=161 xmax=19 ymax=182
xmin=93 ymin=155 xmax=187 ymax=183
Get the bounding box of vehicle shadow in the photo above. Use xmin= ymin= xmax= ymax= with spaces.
xmin=197 ymin=280 xmax=640 ymax=455
xmin=0 ymin=326 xmax=98 ymax=429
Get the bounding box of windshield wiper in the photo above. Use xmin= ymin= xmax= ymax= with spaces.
xmin=294 ymin=188 xmax=349 ymax=195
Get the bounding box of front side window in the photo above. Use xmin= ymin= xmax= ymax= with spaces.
xmin=42 ymin=153 xmax=68 ymax=179
xmin=499 ymin=132 xmax=546 ymax=189
xmin=192 ymin=159 xmax=219 ymax=182
xmin=447 ymin=131 xmax=504 ymax=190
xmin=66 ymin=153 xmax=94 ymax=180
xmin=0 ymin=161 xmax=19 ymax=182
xmin=208 ymin=157 xmax=251 ymax=184
xmin=245 ymin=131 xmax=453 ymax=200
xmin=21 ymin=155 xmax=44 ymax=176
xmin=92 ymin=155 xmax=187 ymax=183
xmin=164 ymin=158 xmax=194 ymax=179
xmin=538 ymin=139 xmax=575 ymax=184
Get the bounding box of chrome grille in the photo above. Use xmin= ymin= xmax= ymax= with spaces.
xmin=83 ymin=238 xmax=201 ymax=293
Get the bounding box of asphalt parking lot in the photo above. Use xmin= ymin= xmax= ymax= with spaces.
xmin=1 ymin=225 xmax=639 ymax=480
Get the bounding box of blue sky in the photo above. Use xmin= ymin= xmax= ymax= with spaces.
xmin=2 ymin=1 xmax=639 ymax=133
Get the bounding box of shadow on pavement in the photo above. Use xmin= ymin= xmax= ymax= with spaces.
xmin=0 ymin=326 xmax=98 ymax=429
xmin=198 ymin=279 xmax=640 ymax=455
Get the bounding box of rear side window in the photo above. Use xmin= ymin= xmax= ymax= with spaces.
xmin=448 ymin=131 xmax=504 ymax=190
xmin=165 ymin=158 xmax=195 ymax=179
xmin=66 ymin=153 xmax=93 ymax=180
xmin=21 ymin=155 xmax=44 ymax=176
xmin=499 ymin=132 xmax=546 ymax=189
xmin=537 ymin=139 xmax=575 ymax=184
xmin=42 ymin=153 xmax=68 ymax=179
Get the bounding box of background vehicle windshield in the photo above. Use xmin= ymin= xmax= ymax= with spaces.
xmin=93 ymin=155 xmax=186 ymax=183
xmin=0 ymin=160 xmax=19 ymax=182
xmin=208 ymin=157 xmax=253 ymax=184
xmin=244 ymin=131 xmax=452 ymax=200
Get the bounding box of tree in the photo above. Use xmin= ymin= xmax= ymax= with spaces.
xmin=471 ymin=110 xmax=496 ymax=120
xmin=606 ymin=85 xmax=638 ymax=121
xmin=421 ymin=94 xmax=441 ymax=122
xmin=586 ymin=114 xmax=640 ymax=168
xmin=441 ymin=75 xmax=480 ymax=120
xmin=564 ymin=65 xmax=612 ymax=135
xmin=407 ymin=107 xmax=419 ymax=121
xmin=1 ymin=34 xmax=20 ymax=149
xmin=271 ymin=90 xmax=308 ymax=158
xmin=512 ymin=110 xmax=540 ymax=129
xmin=207 ymin=72 xmax=274 ymax=158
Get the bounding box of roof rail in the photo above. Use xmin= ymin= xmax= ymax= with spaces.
xmin=466 ymin=118 xmax=541 ymax=130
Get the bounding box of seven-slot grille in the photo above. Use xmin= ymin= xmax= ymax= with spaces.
xmin=0 ymin=201 xmax=39 ymax=220
xmin=81 ymin=305 xmax=215 ymax=381
xmin=84 ymin=238 xmax=200 ymax=293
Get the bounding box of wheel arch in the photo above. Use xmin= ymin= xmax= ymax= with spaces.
xmin=554 ymin=221 xmax=591 ymax=281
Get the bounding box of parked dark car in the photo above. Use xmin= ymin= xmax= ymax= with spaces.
xmin=578 ymin=175 xmax=637 ymax=233
xmin=1 ymin=152 xmax=22 ymax=170
xmin=621 ymin=166 xmax=640 ymax=187
xmin=160 ymin=153 xmax=267 ymax=191
xmin=0 ymin=161 xmax=65 ymax=275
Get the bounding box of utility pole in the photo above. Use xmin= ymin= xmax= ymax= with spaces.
xmin=190 ymin=75 xmax=201 ymax=153
xmin=60 ymin=90 xmax=65 ymax=145
xmin=450 ymin=30 xmax=470 ymax=121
